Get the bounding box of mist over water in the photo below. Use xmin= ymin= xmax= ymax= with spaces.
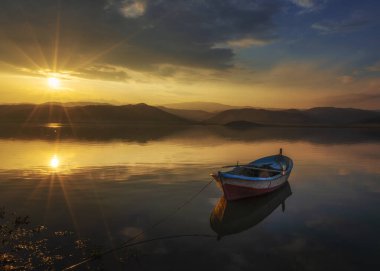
xmin=1 ymin=125 xmax=379 ymax=270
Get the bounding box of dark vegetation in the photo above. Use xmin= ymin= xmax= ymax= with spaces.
xmin=0 ymin=207 xmax=98 ymax=270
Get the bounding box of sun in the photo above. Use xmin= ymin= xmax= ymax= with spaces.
xmin=50 ymin=155 xmax=60 ymax=168
xmin=47 ymin=77 xmax=60 ymax=89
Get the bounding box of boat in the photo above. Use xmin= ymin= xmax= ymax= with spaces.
xmin=211 ymin=149 xmax=293 ymax=200
xmin=210 ymin=181 xmax=292 ymax=239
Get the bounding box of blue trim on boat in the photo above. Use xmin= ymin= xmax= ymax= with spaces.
xmin=219 ymin=172 xmax=285 ymax=182
xmin=220 ymin=155 xmax=293 ymax=182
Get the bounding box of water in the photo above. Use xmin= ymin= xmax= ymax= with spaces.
xmin=1 ymin=125 xmax=379 ymax=270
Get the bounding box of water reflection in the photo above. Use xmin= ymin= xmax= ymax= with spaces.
xmin=0 ymin=124 xmax=379 ymax=144
xmin=1 ymin=139 xmax=380 ymax=177
xmin=0 ymin=125 xmax=379 ymax=270
xmin=45 ymin=122 xmax=63 ymax=128
xmin=210 ymin=182 xmax=292 ymax=239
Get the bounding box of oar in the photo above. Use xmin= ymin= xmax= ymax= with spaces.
xmin=222 ymin=165 xmax=283 ymax=173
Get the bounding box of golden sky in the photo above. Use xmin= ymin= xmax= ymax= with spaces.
xmin=0 ymin=0 xmax=379 ymax=109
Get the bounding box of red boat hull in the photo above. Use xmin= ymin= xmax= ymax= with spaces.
xmin=211 ymin=173 xmax=289 ymax=201
xmin=222 ymin=183 xmax=286 ymax=201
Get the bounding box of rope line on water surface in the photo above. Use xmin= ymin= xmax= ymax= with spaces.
xmin=63 ymin=234 xmax=216 ymax=270
xmin=63 ymin=178 xmax=214 ymax=270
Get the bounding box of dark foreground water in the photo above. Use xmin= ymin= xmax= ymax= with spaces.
xmin=1 ymin=125 xmax=379 ymax=270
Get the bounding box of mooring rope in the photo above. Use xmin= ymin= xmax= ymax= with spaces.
xmin=63 ymin=179 xmax=214 ymax=270
xmin=63 ymin=234 xmax=215 ymax=270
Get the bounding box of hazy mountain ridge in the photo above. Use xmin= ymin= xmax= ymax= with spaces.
xmin=0 ymin=103 xmax=189 ymax=124
xmin=0 ymin=103 xmax=379 ymax=127
xmin=158 ymin=106 xmax=215 ymax=121
xmin=206 ymin=108 xmax=312 ymax=125
xmin=304 ymin=107 xmax=379 ymax=124
xmin=161 ymin=102 xmax=254 ymax=112
xmin=206 ymin=107 xmax=380 ymax=126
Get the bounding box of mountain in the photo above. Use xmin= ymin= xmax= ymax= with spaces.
xmin=0 ymin=103 xmax=189 ymax=124
xmin=63 ymin=102 xmax=112 ymax=107
xmin=161 ymin=102 xmax=253 ymax=112
xmin=158 ymin=106 xmax=215 ymax=121
xmin=304 ymin=107 xmax=379 ymax=125
xmin=206 ymin=108 xmax=312 ymax=125
xmin=206 ymin=107 xmax=380 ymax=126
xmin=1 ymin=103 xmax=379 ymax=127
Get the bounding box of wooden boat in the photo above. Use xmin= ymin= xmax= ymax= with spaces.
xmin=211 ymin=149 xmax=293 ymax=201
xmin=210 ymin=181 xmax=292 ymax=239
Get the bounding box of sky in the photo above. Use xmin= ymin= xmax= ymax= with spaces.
xmin=0 ymin=0 xmax=379 ymax=109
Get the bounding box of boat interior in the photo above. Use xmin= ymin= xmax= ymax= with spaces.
xmin=230 ymin=166 xmax=279 ymax=178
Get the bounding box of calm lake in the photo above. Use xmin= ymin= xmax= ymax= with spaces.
xmin=1 ymin=125 xmax=379 ymax=270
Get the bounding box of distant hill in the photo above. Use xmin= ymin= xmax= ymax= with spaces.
xmin=0 ymin=103 xmax=189 ymax=124
xmin=206 ymin=107 xmax=380 ymax=126
xmin=158 ymin=106 xmax=215 ymax=121
xmin=161 ymin=102 xmax=253 ymax=112
xmin=1 ymin=103 xmax=379 ymax=127
xmin=207 ymin=108 xmax=311 ymax=125
xmin=63 ymin=102 xmax=112 ymax=107
xmin=304 ymin=107 xmax=379 ymax=125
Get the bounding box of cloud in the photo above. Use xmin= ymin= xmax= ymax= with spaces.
xmin=119 ymin=0 xmax=146 ymax=18
xmin=226 ymin=37 xmax=272 ymax=48
xmin=339 ymin=75 xmax=354 ymax=84
xmin=0 ymin=0 xmax=282 ymax=80
xmin=312 ymin=14 xmax=370 ymax=34
xmin=321 ymin=93 xmax=380 ymax=109
xmin=289 ymin=0 xmax=326 ymax=12
xmin=367 ymin=61 xmax=380 ymax=72
xmin=77 ymin=65 xmax=129 ymax=81
xmin=246 ymin=60 xmax=341 ymax=88
xmin=290 ymin=0 xmax=315 ymax=8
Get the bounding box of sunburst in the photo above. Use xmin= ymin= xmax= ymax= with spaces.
xmin=47 ymin=77 xmax=60 ymax=89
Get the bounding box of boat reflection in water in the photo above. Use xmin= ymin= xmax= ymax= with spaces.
xmin=210 ymin=182 xmax=292 ymax=239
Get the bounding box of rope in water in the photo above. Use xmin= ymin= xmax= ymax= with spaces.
xmin=63 ymin=179 xmax=214 ymax=270
xmin=63 ymin=234 xmax=215 ymax=270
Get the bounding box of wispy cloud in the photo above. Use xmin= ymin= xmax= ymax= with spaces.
xmin=226 ymin=37 xmax=273 ymax=48
xmin=290 ymin=0 xmax=315 ymax=9
xmin=367 ymin=61 xmax=380 ymax=72
xmin=321 ymin=93 xmax=380 ymax=109
xmin=312 ymin=14 xmax=370 ymax=34
xmin=339 ymin=75 xmax=354 ymax=84
xmin=213 ymin=37 xmax=274 ymax=49
xmin=77 ymin=65 xmax=129 ymax=81
xmin=289 ymin=0 xmax=326 ymax=13
xmin=119 ymin=0 xmax=146 ymax=18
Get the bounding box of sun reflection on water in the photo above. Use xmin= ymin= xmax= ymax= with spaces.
xmin=46 ymin=123 xmax=63 ymax=128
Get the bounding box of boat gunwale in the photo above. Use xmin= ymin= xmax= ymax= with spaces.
xmin=219 ymin=155 xmax=293 ymax=182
